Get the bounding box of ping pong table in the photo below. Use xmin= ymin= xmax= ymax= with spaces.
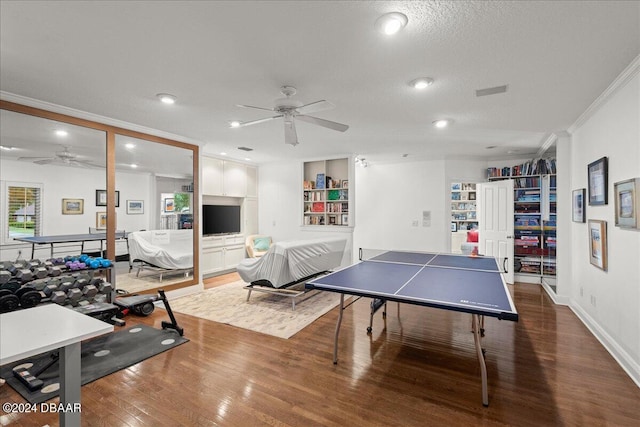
xmin=305 ymin=249 xmax=518 ymax=406
xmin=14 ymin=231 xmax=128 ymax=260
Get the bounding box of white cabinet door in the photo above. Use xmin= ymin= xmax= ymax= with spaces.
xmin=223 ymin=161 xmax=247 ymax=197
xmin=202 ymin=157 xmax=224 ymax=196
xmin=224 ymin=245 xmax=245 ymax=270
xmin=202 ymin=246 xmax=224 ymax=275
xmin=243 ymin=198 xmax=258 ymax=235
xmin=246 ymin=166 xmax=258 ymax=198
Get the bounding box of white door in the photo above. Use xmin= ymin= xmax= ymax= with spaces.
xmin=477 ymin=180 xmax=514 ymax=284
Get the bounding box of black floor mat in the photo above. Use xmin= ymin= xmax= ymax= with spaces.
xmin=1 ymin=324 xmax=188 ymax=404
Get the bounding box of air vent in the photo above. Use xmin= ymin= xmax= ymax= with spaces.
xmin=476 ymin=85 xmax=508 ymax=97
xmin=237 ymin=146 xmax=253 ymax=152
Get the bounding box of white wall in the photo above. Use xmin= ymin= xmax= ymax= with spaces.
xmin=568 ymin=60 xmax=640 ymax=386
xmin=0 ymin=159 xmax=153 ymax=259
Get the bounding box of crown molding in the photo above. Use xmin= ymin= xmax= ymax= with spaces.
xmin=568 ymin=54 xmax=640 ymax=134
xmin=0 ymin=91 xmax=205 ymax=148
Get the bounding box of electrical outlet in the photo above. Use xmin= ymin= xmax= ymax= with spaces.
xmin=412 ymin=220 xmax=418 ymax=227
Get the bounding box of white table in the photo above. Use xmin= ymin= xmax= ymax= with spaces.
xmin=0 ymin=304 xmax=113 ymax=426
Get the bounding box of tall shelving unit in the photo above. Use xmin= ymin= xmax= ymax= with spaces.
xmin=450 ymin=182 xmax=478 ymax=231
xmin=487 ymin=159 xmax=557 ymax=283
xmin=303 ymin=158 xmax=349 ymax=227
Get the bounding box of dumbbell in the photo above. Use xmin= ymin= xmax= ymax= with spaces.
xmin=0 ymin=270 xmax=10 ymax=284
xmin=43 ymin=282 xmax=60 ymax=297
xmin=98 ymin=282 xmax=113 ymax=295
xmin=1 ymin=279 xmax=21 ymax=293
xmin=15 ymin=285 xmax=41 ymax=308
xmin=0 ymin=289 xmax=19 ymax=313
xmin=50 ymin=290 xmax=67 ymax=304
xmin=58 ymin=277 xmax=76 ymax=292
xmin=67 ymin=288 xmax=83 ymax=303
xmin=82 ymin=284 xmax=98 ymax=299
xmin=15 ymin=268 xmax=33 ymax=283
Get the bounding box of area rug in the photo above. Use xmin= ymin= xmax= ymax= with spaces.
xmin=167 ymin=280 xmax=342 ymax=339
xmin=1 ymin=324 xmax=188 ymax=404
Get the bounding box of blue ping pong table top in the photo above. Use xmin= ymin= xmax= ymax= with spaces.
xmin=14 ymin=232 xmax=127 ymax=244
xmin=306 ymin=251 xmax=518 ymax=321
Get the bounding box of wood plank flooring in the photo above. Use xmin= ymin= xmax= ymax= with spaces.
xmin=2 ymin=274 xmax=639 ymax=426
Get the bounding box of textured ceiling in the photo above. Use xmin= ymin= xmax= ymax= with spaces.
xmin=1 ymin=1 xmax=638 ymax=165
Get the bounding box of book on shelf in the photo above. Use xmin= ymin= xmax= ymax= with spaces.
xmin=303 ymin=180 xmax=315 ymax=190
xmin=487 ymin=158 xmax=556 ymax=178
xmin=312 ymin=202 xmax=324 ymax=212
xmin=316 ymin=173 xmax=325 ymax=189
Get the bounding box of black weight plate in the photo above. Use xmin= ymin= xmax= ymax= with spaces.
xmin=19 ymin=290 xmax=41 ymax=308
xmin=138 ymin=302 xmax=155 ymax=316
xmin=0 ymin=281 xmax=20 ymax=293
xmin=0 ymin=289 xmax=12 ymax=298
xmin=0 ymin=294 xmax=20 ymax=312
xmin=15 ymin=286 xmax=36 ymax=299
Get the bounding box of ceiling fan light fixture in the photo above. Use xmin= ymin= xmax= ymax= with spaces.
xmin=433 ymin=119 xmax=451 ymax=129
xmin=375 ymin=12 xmax=408 ymax=35
xmin=156 ymin=93 xmax=177 ymax=104
xmin=409 ymin=77 xmax=433 ymax=89
xmin=229 ymin=121 xmax=241 ymax=128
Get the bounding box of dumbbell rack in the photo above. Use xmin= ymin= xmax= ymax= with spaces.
xmin=0 ymin=261 xmax=116 ymax=313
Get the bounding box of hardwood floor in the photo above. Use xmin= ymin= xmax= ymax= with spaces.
xmin=2 ymin=275 xmax=639 ymax=426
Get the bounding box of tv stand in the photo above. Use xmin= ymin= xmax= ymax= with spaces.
xmin=201 ymin=233 xmax=245 ymax=276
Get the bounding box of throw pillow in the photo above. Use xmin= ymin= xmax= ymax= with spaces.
xmin=254 ymin=237 xmax=270 ymax=251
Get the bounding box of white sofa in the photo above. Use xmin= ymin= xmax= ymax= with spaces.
xmin=237 ymin=237 xmax=347 ymax=288
xmin=128 ymin=229 xmax=193 ymax=271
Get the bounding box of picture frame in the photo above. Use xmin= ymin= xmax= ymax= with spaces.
xmin=341 ymin=214 xmax=348 ymax=225
xmin=62 ymin=198 xmax=84 ymax=215
xmin=164 ymin=198 xmax=175 ymax=212
xmin=451 ymin=221 xmax=457 ymax=232
xmin=95 ymin=189 xmax=120 ymax=207
xmin=572 ymin=188 xmax=586 ymax=223
xmin=126 ymin=199 xmax=144 ymax=215
xmin=587 ymin=157 xmax=608 ymax=206
xmin=96 ymin=212 xmax=107 ymax=230
xmin=588 ymin=219 xmax=607 ymax=271
xmin=614 ymin=178 xmax=640 ymax=229
xmin=341 ymin=179 xmax=349 ymax=189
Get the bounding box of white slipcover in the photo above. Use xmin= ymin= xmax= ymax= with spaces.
xmin=128 ymin=229 xmax=193 ymax=270
xmin=237 ymin=237 xmax=347 ymax=288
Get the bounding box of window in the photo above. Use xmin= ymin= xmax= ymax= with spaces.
xmin=4 ymin=182 xmax=42 ymax=242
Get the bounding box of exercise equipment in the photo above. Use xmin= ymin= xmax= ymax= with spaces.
xmin=114 ymin=294 xmax=157 ymax=316
xmin=12 ymin=352 xmax=59 ymax=391
xmin=158 ymin=289 xmax=183 ymax=336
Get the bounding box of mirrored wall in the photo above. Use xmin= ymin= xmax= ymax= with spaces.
xmin=0 ymin=100 xmax=199 ymax=294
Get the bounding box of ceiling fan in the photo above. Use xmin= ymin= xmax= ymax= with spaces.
xmin=18 ymin=146 xmax=100 ymax=168
xmin=234 ymin=86 xmax=349 ymax=146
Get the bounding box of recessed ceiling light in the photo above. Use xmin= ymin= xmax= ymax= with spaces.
xmin=375 ymin=12 xmax=408 ymax=35
xmin=0 ymin=145 xmax=15 ymax=150
xmin=55 ymin=130 xmax=68 ymax=137
xmin=433 ymin=119 xmax=451 ymax=128
xmin=229 ymin=121 xmax=241 ymax=128
xmin=130 ymin=163 xmax=138 ymax=168
xmin=244 ymin=157 xmax=251 ymax=161
xmin=156 ymin=93 xmax=176 ymax=104
xmin=220 ymin=152 xmax=227 ymax=156
xmin=409 ymin=78 xmax=434 ymax=89
xmin=125 ymin=143 xmax=135 ymax=149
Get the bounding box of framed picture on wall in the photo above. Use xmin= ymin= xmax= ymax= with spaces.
xmin=587 ymin=157 xmax=608 ymax=206
xmin=614 ymin=178 xmax=640 ymax=229
xmin=96 ymin=212 xmax=107 ymax=230
xmin=62 ymin=198 xmax=84 ymax=215
xmin=126 ymin=200 xmax=144 ymax=215
xmin=588 ymin=219 xmax=607 ymax=271
xmin=164 ymin=198 xmax=175 ymax=212
xmin=572 ymin=188 xmax=586 ymax=223
xmin=95 ymin=189 xmax=120 ymax=207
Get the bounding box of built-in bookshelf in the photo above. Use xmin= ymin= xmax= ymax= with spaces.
xmin=488 ymin=159 xmax=556 ymax=281
xmin=303 ymin=158 xmax=349 ymax=226
xmin=451 ymin=182 xmax=477 ymax=231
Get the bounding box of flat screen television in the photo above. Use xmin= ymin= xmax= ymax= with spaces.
xmin=202 ymin=205 xmax=241 ymax=235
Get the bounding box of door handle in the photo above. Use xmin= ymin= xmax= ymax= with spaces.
xmin=503 ymin=257 xmax=508 ymax=274
xmin=506 ymin=235 xmax=513 ymax=239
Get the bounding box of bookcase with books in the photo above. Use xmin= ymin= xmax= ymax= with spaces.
xmin=451 ymin=182 xmax=478 ymax=231
xmin=487 ymin=158 xmax=557 ymax=282
xmin=303 ymin=158 xmax=349 ymax=227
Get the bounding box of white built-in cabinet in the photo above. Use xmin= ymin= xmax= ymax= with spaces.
xmin=202 ymin=157 xmax=256 ymax=197
xmin=201 ymin=234 xmax=246 ymax=275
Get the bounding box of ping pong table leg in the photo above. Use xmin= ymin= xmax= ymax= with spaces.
xmin=472 ymin=314 xmax=489 ymax=406
xmin=333 ymin=294 xmax=345 ymax=364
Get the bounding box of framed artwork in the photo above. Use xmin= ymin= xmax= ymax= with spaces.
xmin=95 ymin=190 xmax=120 ymax=207
xmin=587 ymin=157 xmax=608 ymax=206
xmin=341 ymin=179 xmax=349 ymax=189
xmin=588 ymin=220 xmax=607 ymax=271
xmin=164 ymin=198 xmax=175 ymax=212
xmin=126 ymin=200 xmax=144 ymax=215
xmin=451 ymin=222 xmax=457 ymax=232
xmin=341 ymin=214 xmax=349 ymax=225
xmin=572 ymin=188 xmax=586 ymax=223
xmin=62 ymin=198 xmax=84 ymax=215
xmin=96 ymin=212 xmax=107 ymax=230
xmin=614 ymin=178 xmax=640 ymax=229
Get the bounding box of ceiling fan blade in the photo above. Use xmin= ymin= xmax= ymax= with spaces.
xmin=236 ymin=104 xmax=275 ymax=112
xmin=296 ymin=100 xmax=334 ymax=115
xmin=296 ymin=115 xmax=349 ymax=132
xmin=18 ymin=156 xmax=52 ymax=161
xmin=33 ymin=159 xmax=54 ymax=165
xmin=284 ymin=118 xmax=299 ymax=146
xmin=237 ymin=115 xmax=283 ymax=127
